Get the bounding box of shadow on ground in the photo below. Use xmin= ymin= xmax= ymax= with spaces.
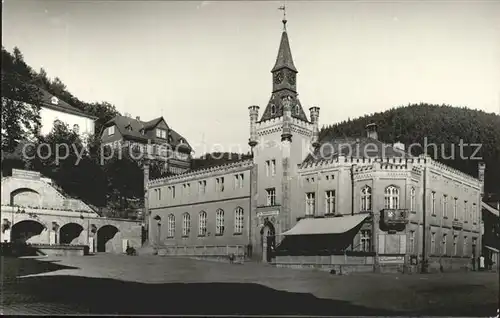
xmin=1 ymin=256 xmax=80 ymax=282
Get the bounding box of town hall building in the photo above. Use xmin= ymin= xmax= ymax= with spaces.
xmin=146 ymin=18 xmax=484 ymax=273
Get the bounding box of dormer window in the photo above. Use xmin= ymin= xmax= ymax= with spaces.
xmin=271 ymin=104 xmax=276 ymax=115
xmin=125 ymin=124 xmax=132 ymax=132
xmin=179 ymin=139 xmax=184 ymax=144
xmin=156 ymin=128 xmax=167 ymax=139
xmin=108 ymin=125 xmax=115 ymax=135
xmin=51 ymin=96 xmax=59 ymax=105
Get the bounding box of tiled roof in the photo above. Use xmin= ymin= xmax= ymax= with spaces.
xmin=259 ymin=91 xmax=309 ymax=123
xmin=103 ymin=115 xmax=192 ymax=151
xmin=38 ymin=88 xmax=97 ymax=120
xmin=271 ymin=31 xmax=297 ymax=73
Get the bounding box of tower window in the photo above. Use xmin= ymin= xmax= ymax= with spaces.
xmin=270 ymin=104 xmax=276 ymax=115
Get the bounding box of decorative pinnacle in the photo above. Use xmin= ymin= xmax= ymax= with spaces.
xmin=278 ymin=3 xmax=287 ymax=31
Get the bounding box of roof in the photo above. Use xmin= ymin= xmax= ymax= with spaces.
xmin=259 ymin=91 xmax=309 ymax=123
xmin=39 ymin=88 xmax=98 ymax=120
xmin=301 ymin=136 xmax=409 ymax=166
xmin=281 ymin=214 xmax=369 ymax=236
xmin=271 ymin=30 xmax=297 ymax=73
xmin=103 ymin=115 xmax=192 ymax=151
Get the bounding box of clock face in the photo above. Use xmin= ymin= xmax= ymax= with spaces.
xmin=273 ymin=71 xmax=284 ymax=84
xmin=287 ymin=72 xmax=296 ymax=85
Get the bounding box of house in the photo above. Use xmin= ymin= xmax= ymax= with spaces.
xmin=100 ymin=114 xmax=192 ymax=174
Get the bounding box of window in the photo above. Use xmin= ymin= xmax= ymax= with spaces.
xmin=325 ymin=190 xmax=336 ymax=215
xmin=167 ymin=214 xmax=175 ymax=238
xmin=157 ymin=188 xmax=162 ymax=200
xmin=108 ymin=126 xmax=115 ymax=135
xmin=325 ymin=174 xmax=335 ymax=181
xmin=216 ymin=177 xmax=225 ymax=192
xmin=453 ymin=198 xmax=458 ymax=220
xmin=431 ymin=233 xmax=436 ymax=254
xmin=463 ymin=236 xmax=468 ymax=255
xmin=182 ymin=213 xmax=191 ymax=237
xmin=472 ymin=237 xmax=477 ymax=256
xmin=266 ymin=188 xmax=276 ymax=206
xmin=216 ymin=209 xmax=225 ymax=235
xmin=73 ymin=124 xmax=80 ymax=134
xmin=360 ymin=230 xmax=371 ymax=252
xmin=360 ymin=186 xmax=372 ymax=211
xmin=168 ymin=186 xmax=176 ymax=199
xmin=198 ymin=180 xmax=207 ymax=194
xmin=156 ymin=129 xmax=167 ymax=139
xmin=234 ymin=174 xmax=244 ymax=189
xmin=234 ymin=207 xmax=244 ymax=234
xmin=442 ymin=234 xmax=447 ymax=255
xmin=384 ymin=186 xmax=400 ymax=209
xmin=453 ymin=235 xmax=458 ymax=255
xmin=265 ymin=160 xmax=276 ymax=177
xmin=443 ymin=195 xmax=448 ymax=218
xmin=271 ymin=104 xmax=276 ymax=115
xmin=271 ymin=160 xmax=276 ymax=176
xmin=472 ymin=203 xmax=477 ymax=223
xmin=51 ymin=96 xmax=59 ymax=105
xmin=410 ymin=187 xmax=416 ymax=212
xmin=183 ymin=183 xmax=191 ymax=195
xmin=431 ymin=192 xmax=436 ymax=215
xmin=306 ymin=192 xmax=315 ymax=216
xmin=464 ymin=201 xmax=468 ymax=222
xmin=198 ymin=211 xmax=207 ymax=236
xmin=409 ymin=230 xmax=415 ymax=254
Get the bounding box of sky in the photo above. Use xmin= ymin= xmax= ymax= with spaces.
xmin=3 ymin=0 xmax=500 ymax=155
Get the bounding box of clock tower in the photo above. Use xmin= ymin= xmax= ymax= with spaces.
xmin=259 ymin=19 xmax=309 ymax=123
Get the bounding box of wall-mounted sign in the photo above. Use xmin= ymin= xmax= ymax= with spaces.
xmin=257 ymin=210 xmax=279 ymax=218
xmin=379 ymin=256 xmax=405 ymax=264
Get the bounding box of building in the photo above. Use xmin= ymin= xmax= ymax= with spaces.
xmin=146 ymin=18 xmax=484 ymax=272
xmin=38 ymin=88 xmax=97 ymax=139
xmin=100 ymin=114 xmax=192 ymax=175
xmin=1 ymin=169 xmax=141 ymax=254
xmin=481 ymin=201 xmax=500 ymax=271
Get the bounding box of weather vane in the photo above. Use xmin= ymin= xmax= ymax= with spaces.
xmin=278 ymin=1 xmax=287 ymax=29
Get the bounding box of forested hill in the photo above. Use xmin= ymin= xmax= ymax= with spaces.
xmin=1 ymin=46 xmax=119 ymax=133
xmin=320 ymin=103 xmax=500 ymax=196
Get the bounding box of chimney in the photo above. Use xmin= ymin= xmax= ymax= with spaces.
xmin=248 ymin=105 xmax=260 ymax=148
xmin=136 ymin=116 xmax=141 ymax=121
xmin=366 ymin=123 xmax=378 ymax=140
xmin=309 ymin=106 xmax=320 ymax=148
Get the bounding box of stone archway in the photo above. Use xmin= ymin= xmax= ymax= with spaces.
xmin=97 ymin=225 xmax=119 ymax=252
xmin=11 ymin=220 xmax=45 ymax=244
xmin=260 ymin=219 xmax=276 ymax=263
xmin=59 ymin=223 xmax=84 ymax=245
xmin=10 ymin=188 xmax=41 ymax=207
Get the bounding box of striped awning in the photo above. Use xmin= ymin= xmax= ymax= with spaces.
xmin=485 ymin=245 xmax=499 ymax=253
xmin=281 ymin=214 xmax=370 ymax=236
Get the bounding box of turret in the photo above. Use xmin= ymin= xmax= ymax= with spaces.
xmin=309 ymin=106 xmax=320 ymax=148
xmin=281 ymin=96 xmax=293 ymax=142
xmin=248 ymin=105 xmax=260 ymax=148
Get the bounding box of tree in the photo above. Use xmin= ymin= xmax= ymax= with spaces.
xmin=1 ymin=72 xmax=42 ymax=153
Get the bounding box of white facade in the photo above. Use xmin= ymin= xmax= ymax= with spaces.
xmin=40 ymin=106 xmax=95 ymax=139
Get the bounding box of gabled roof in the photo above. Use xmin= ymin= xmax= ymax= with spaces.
xmin=102 ymin=115 xmax=192 ymax=151
xmin=38 ymin=88 xmax=98 ymax=120
xmin=301 ymin=136 xmax=409 ymax=167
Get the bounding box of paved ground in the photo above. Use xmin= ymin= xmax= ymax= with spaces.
xmin=1 ymin=254 xmax=498 ymax=316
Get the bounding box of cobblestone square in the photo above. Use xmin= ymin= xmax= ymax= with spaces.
xmin=1 ymin=255 xmax=498 ymax=316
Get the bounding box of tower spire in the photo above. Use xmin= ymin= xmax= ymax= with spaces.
xmin=278 ymin=2 xmax=287 ymax=31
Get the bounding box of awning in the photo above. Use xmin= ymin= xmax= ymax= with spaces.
xmin=485 ymin=245 xmax=499 ymax=253
xmin=482 ymin=202 xmax=499 ymax=217
xmin=281 ymin=214 xmax=370 ymax=236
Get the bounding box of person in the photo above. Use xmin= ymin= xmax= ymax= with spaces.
xmin=479 ymin=254 xmax=485 ymax=271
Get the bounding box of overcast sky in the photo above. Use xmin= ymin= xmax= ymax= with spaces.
xmin=3 ymin=0 xmax=499 ymax=154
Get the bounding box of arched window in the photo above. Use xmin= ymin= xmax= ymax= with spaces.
xmin=360 ymin=186 xmax=372 ymax=211
xmin=384 ymin=186 xmax=400 ymax=209
xmin=270 ymin=104 xmax=276 ymax=115
xmin=216 ymin=209 xmax=224 ymax=235
xmin=410 ymin=187 xmax=416 ymax=212
xmin=167 ymin=214 xmax=175 ymax=238
xmin=234 ymin=207 xmax=244 ymax=234
xmin=198 ymin=211 xmax=207 ymax=236
xmin=73 ymin=124 xmax=80 ymax=134
xmin=182 ymin=213 xmax=190 ymax=237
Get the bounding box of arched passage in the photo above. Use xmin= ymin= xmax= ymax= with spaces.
xmin=97 ymin=225 xmax=119 ymax=252
xmin=11 ymin=220 xmax=45 ymax=244
xmin=260 ymin=219 xmax=276 ymax=263
xmin=59 ymin=223 xmax=84 ymax=245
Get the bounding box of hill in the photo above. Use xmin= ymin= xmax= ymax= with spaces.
xmin=320 ymin=103 xmax=500 ymax=196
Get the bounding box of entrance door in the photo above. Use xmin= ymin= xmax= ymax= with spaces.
xmin=261 ymin=222 xmax=276 ymax=263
